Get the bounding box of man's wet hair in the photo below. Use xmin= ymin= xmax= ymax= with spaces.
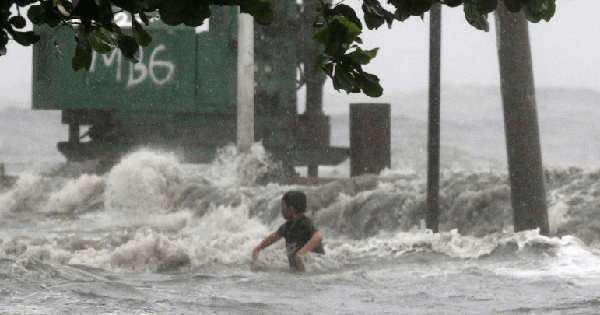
xmin=282 ymin=191 xmax=307 ymax=214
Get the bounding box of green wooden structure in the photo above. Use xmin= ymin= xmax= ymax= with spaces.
xmin=32 ymin=5 xmax=347 ymax=172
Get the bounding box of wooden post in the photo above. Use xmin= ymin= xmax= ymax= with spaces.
xmin=68 ymin=123 xmax=80 ymax=143
xmin=350 ymin=103 xmax=391 ymax=177
xmin=495 ymin=2 xmax=549 ymax=235
xmin=427 ymin=2 xmax=441 ymax=233
xmin=237 ymin=8 xmax=254 ymax=153
xmin=305 ymin=65 xmax=325 ymax=178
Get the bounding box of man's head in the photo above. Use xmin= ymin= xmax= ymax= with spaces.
xmin=281 ymin=191 xmax=307 ymax=221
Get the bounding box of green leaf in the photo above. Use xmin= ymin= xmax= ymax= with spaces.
xmin=158 ymin=0 xmax=187 ymax=25
xmin=333 ymin=16 xmax=361 ymax=41
xmin=363 ymin=84 xmax=383 ymax=97
xmin=116 ymin=35 xmax=139 ymax=62
xmin=139 ymin=0 xmax=164 ymax=10
xmin=476 ymin=0 xmax=498 ymax=15
xmin=362 ymin=47 xmax=378 ymax=59
xmin=27 ymin=5 xmax=46 ymax=25
xmin=524 ymin=0 xmax=556 ymax=23
xmin=132 ymin=19 xmax=152 ymax=46
xmin=97 ymin=1 xmax=116 ymax=26
xmin=88 ymin=36 xmax=113 ymax=54
xmin=314 ymin=54 xmax=333 ymax=76
xmin=362 ymin=6 xmax=385 ymax=29
xmin=9 ymin=16 xmax=27 ymax=29
xmin=7 ymin=28 xmax=40 ymax=46
xmin=332 ymin=64 xmax=354 ymax=92
xmin=27 ymin=2 xmax=61 ymax=27
xmin=322 ymin=63 xmax=334 ymax=77
xmin=0 ymin=30 xmax=9 ymax=48
xmin=347 ymin=47 xmax=379 ymax=65
xmin=444 ymin=0 xmax=464 ymax=8
xmin=72 ymin=44 xmax=92 ymax=71
xmin=93 ymin=27 xmax=113 ymax=45
xmin=464 ymin=2 xmax=490 ymax=32
xmin=182 ymin=2 xmax=211 ymax=27
xmin=389 ymin=0 xmax=433 ymax=21
xmin=327 ymin=4 xmax=363 ymax=31
xmin=357 ymin=72 xmax=383 ymax=97
xmin=239 ymin=0 xmax=274 ymax=25
xmin=317 ymin=16 xmax=361 ymax=57
xmin=313 ymin=28 xmax=329 ymax=46
xmin=72 ymin=0 xmax=97 ymax=28
xmin=15 ymin=0 xmax=38 ymax=6
xmin=503 ymin=0 xmax=522 ymax=12
xmin=139 ymin=11 xmax=150 ymax=25
xmin=362 ymin=0 xmax=394 ymax=30
xmin=110 ymin=23 xmax=125 ymax=37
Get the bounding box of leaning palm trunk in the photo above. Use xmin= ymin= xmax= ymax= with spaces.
xmin=495 ymin=2 xmax=549 ymax=235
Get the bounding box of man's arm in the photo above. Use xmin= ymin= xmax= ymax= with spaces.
xmin=297 ymin=232 xmax=323 ymax=255
xmin=252 ymin=232 xmax=280 ymax=259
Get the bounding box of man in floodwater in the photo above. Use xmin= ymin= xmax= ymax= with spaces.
xmin=252 ymin=191 xmax=325 ymax=272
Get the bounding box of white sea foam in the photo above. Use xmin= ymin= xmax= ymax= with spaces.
xmin=104 ymin=149 xmax=187 ymax=215
xmin=1 ymin=129 xmax=600 ymax=282
xmin=322 ymin=228 xmax=560 ymax=262
xmin=42 ymin=173 xmax=105 ymax=214
xmin=0 ymin=172 xmax=47 ymax=213
xmin=547 ymin=200 xmax=571 ymax=234
xmin=202 ymin=143 xmax=276 ymax=187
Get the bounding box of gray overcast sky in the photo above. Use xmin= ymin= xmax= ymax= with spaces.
xmin=0 ymin=0 xmax=598 ymax=108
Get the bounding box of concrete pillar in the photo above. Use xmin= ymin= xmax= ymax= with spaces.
xmin=237 ymin=9 xmax=254 ymax=153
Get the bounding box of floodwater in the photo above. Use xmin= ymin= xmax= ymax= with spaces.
xmin=2 ymin=147 xmax=600 ymax=314
xmin=3 ymin=87 xmax=600 ymax=314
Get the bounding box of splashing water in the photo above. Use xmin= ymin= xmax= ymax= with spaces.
xmin=7 ymin=90 xmax=600 ymax=312
xmin=3 ymin=147 xmax=600 ymax=313
xmin=42 ymin=174 xmax=105 ymax=214
xmin=104 ymin=149 xmax=187 ymax=215
xmin=203 ymin=143 xmax=280 ymax=187
xmin=0 ymin=172 xmax=50 ymax=213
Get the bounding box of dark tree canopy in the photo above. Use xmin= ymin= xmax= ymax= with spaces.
xmin=0 ymin=0 xmax=556 ymax=97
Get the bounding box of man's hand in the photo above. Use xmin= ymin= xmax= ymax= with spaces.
xmin=290 ymin=254 xmax=305 ymax=272
xmin=250 ymin=250 xmax=267 ymax=272
xmin=252 ymin=232 xmax=280 ymax=260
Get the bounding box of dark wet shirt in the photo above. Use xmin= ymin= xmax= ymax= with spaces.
xmin=276 ymin=216 xmax=325 ymax=254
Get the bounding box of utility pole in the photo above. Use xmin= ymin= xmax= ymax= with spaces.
xmin=495 ymin=2 xmax=549 ymax=235
xmin=237 ymin=9 xmax=254 ymax=153
xmin=426 ymin=2 xmax=441 ymax=233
